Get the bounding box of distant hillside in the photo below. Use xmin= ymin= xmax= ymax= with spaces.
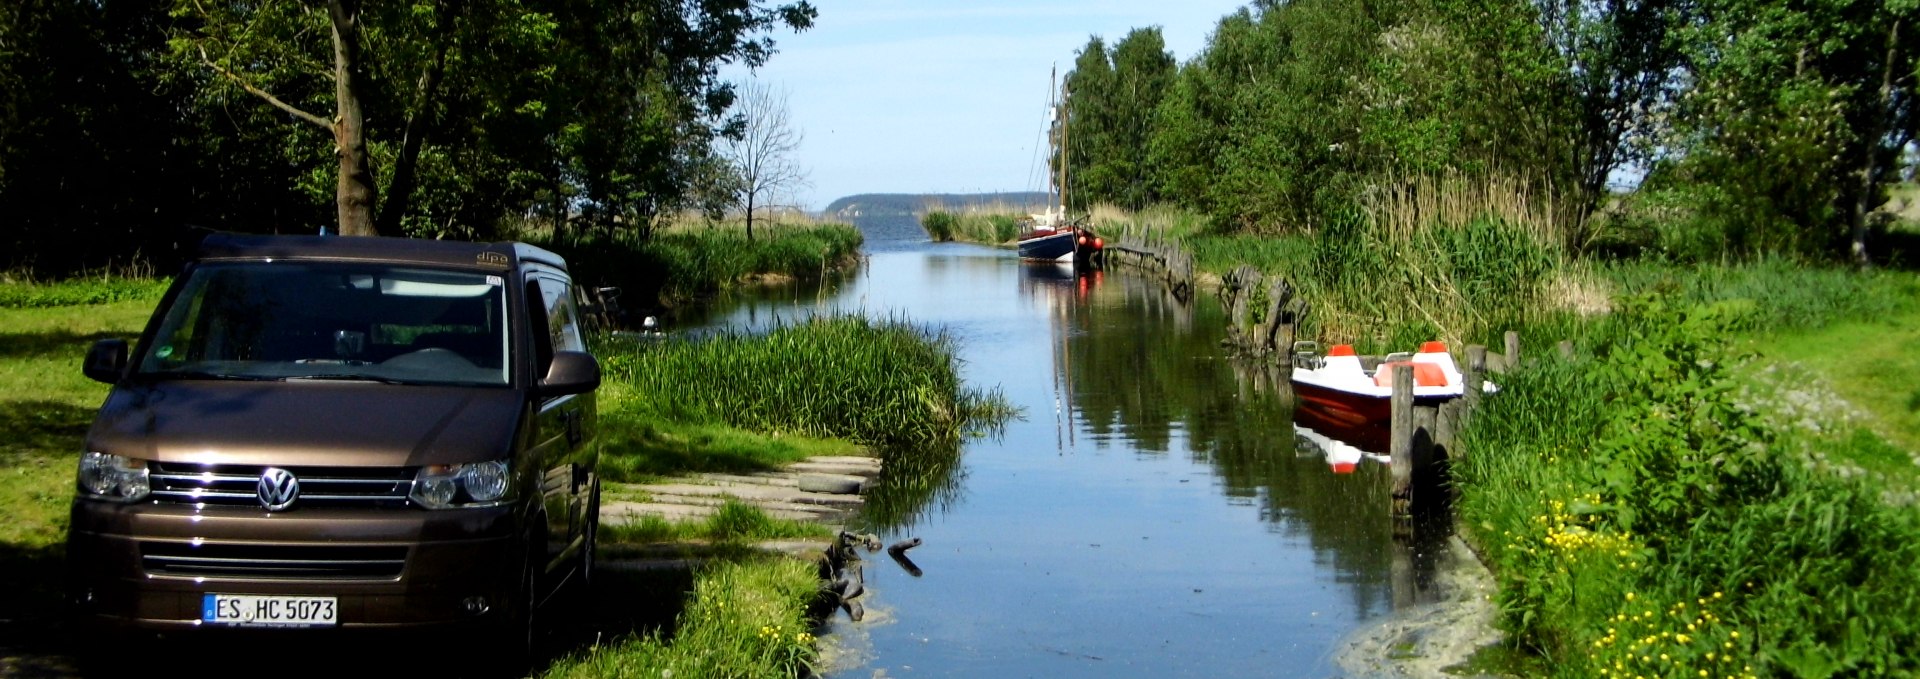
xmin=824 ymin=192 xmax=1050 ymax=219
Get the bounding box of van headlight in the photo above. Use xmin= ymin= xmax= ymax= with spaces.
xmin=409 ymin=460 xmax=514 ymax=509
xmin=77 ymin=452 xmax=150 ymax=502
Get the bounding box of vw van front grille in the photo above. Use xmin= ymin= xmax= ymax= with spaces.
xmin=149 ymin=463 xmax=414 ymax=509
xmin=141 ymin=541 xmax=408 ymax=580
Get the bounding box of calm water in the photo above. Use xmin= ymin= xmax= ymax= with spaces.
xmin=692 ymin=216 xmax=1438 ymax=678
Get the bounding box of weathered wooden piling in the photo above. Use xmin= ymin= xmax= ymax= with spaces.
xmin=1390 ymin=363 xmax=1415 ymax=516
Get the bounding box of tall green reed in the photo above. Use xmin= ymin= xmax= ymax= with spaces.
xmin=598 ymin=314 xmax=1014 ymax=451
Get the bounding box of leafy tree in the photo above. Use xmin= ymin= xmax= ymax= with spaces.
xmin=0 ymin=0 xmax=208 ymax=274
xmin=1534 ymin=0 xmax=1692 ymax=207
xmin=1063 ymin=36 xmax=1113 ymax=212
xmin=1659 ymin=0 xmax=1918 ymax=261
xmin=165 ymin=0 xmax=816 ymax=238
xmin=718 ymin=80 xmax=808 ymax=241
xmin=1105 ymin=28 xmax=1175 ymax=209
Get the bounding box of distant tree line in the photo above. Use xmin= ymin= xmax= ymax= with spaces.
xmin=824 ymin=192 xmax=1051 ymax=218
xmin=0 ymin=0 xmax=814 ymax=275
xmin=1062 ymin=0 xmax=1917 ymax=263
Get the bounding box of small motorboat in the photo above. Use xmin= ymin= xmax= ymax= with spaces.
xmin=1290 ymin=341 xmax=1493 ymax=450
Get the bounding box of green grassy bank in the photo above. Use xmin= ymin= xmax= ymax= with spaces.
xmin=1454 ymin=285 xmax=1920 ymax=678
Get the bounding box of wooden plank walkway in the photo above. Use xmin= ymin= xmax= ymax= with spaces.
xmin=600 ymin=455 xmax=882 ymax=525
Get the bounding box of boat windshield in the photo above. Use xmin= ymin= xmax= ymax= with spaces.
xmin=136 ymin=262 xmax=511 ymax=387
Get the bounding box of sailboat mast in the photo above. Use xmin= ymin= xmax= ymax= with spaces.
xmin=1048 ymin=66 xmax=1059 ymax=217
xmin=1058 ymin=78 xmax=1069 ymax=218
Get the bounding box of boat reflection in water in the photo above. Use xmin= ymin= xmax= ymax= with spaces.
xmin=1292 ymin=397 xmax=1394 ymax=473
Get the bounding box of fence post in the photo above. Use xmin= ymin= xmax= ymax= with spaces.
xmin=1503 ymin=331 xmax=1521 ymax=370
xmin=1435 ymin=400 xmax=1459 ymax=460
xmin=1390 ymin=363 xmax=1415 ymax=517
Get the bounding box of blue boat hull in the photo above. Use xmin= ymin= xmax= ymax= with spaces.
xmin=1017 ymin=230 xmax=1076 ymax=261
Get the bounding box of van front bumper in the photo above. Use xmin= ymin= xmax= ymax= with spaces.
xmin=66 ymin=500 xmax=523 ymax=632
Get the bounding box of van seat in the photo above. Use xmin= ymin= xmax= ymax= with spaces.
xmin=411 ymin=332 xmax=501 ymax=369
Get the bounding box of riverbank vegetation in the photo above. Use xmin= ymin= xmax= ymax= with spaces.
xmin=1453 ymin=288 xmax=1920 ymax=678
xmin=542 ymin=557 xmax=822 ymax=679
xmin=598 ymin=314 xmax=1013 ymax=453
xmin=522 ymin=217 xmax=863 ymax=308
xmin=568 ymin=314 xmax=1012 ymax=675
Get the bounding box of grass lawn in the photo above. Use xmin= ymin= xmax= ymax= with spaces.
xmin=1754 ymin=309 xmax=1920 ymax=485
xmin=0 ymin=294 xmax=158 ymax=633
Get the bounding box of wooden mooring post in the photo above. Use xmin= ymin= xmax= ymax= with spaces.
xmin=1389 ymin=363 xmax=1416 ymax=517
xmin=1391 ymin=336 xmax=1522 ymax=519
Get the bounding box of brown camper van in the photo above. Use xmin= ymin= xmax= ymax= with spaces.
xmin=65 ymin=234 xmax=601 ymax=659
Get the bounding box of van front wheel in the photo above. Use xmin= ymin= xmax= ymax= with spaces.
xmin=480 ymin=539 xmax=542 ymax=676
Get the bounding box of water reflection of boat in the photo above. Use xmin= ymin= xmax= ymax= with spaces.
xmin=1293 ymin=399 xmax=1391 ymax=456
xmin=1294 ymin=423 xmax=1389 ymax=474
xmin=1021 ymin=259 xmax=1078 ymax=281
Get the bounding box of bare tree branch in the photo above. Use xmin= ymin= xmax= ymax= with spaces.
xmin=720 ymin=80 xmax=810 ymax=240
xmin=197 ymin=45 xmax=332 ymax=131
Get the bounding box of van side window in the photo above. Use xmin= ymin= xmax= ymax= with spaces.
xmin=525 ymin=280 xmax=554 ymax=372
xmin=534 ymin=276 xmax=586 ymax=354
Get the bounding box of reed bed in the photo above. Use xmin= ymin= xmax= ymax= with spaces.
xmin=541 ymin=556 xmax=821 ymax=679
xmin=1453 ymin=296 xmax=1920 ymax=677
xmin=920 ymin=210 xmax=1022 ymax=244
xmin=1101 ymin=174 xmax=1575 ymax=350
xmin=526 ymin=223 xmax=863 ymax=306
xmin=598 ymin=315 xmax=1014 ymax=452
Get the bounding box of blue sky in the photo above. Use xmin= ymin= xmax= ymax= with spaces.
xmin=725 ymin=1 xmax=1253 ymax=211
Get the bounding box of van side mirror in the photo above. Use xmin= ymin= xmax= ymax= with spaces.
xmin=539 ymin=351 xmax=600 ymax=396
xmin=84 ymin=339 xmax=129 ymax=384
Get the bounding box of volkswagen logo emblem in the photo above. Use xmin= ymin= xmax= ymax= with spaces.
xmin=257 ymin=467 xmax=300 ymax=511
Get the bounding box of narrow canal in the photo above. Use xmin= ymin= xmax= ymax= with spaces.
xmin=688 ymin=216 xmax=1460 ymax=678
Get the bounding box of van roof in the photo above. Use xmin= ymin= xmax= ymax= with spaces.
xmin=194 ymin=234 xmax=568 ymax=273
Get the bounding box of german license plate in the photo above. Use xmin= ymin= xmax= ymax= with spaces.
xmin=202 ymin=594 xmax=338 ymax=627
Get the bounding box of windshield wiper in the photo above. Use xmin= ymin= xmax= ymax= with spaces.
xmin=280 ymin=374 xmax=408 ymax=384
xmin=147 ymin=370 xmax=274 ymax=382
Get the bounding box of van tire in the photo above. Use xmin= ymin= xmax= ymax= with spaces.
xmin=480 ymin=537 xmax=542 ymax=677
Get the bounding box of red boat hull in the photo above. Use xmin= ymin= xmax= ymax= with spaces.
xmin=1291 ymin=380 xmax=1458 ymax=453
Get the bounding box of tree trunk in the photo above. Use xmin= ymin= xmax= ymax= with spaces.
xmin=376 ymin=0 xmax=456 ymax=236
xmin=329 ymin=0 xmax=378 ymax=236
xmin=745 ymin=192 xmax=756 ymax=241
xmin=1851 ymin=18 xmax=1901 ymax=268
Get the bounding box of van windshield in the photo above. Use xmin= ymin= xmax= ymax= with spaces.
xmin=137 ymin=262 xmax=511 ymax=387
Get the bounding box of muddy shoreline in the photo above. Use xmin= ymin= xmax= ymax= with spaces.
xmin=1333 ymin=535 xmax=1505 ymax=679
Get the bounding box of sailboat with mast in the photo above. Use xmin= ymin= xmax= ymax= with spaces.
xmin=1018 ymin=68 xmax=1103 ymax=264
